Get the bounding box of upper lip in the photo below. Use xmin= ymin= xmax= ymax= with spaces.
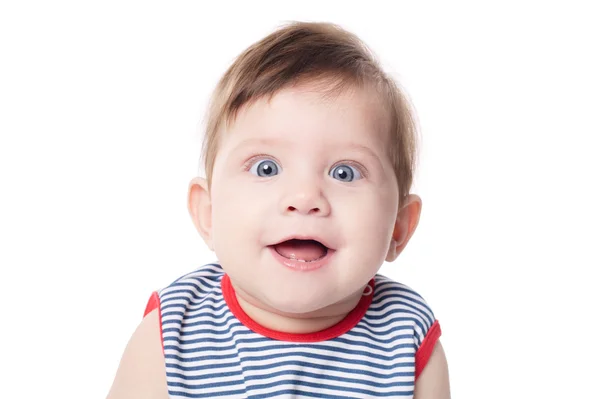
xmin=270 ymin=234 xmax=336 ymax=250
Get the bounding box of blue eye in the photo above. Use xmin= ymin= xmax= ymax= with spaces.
xmin=249 ymin=159 xmax=281 ymax=177
xmin=329 ymin=164 xmax=362 ymax=182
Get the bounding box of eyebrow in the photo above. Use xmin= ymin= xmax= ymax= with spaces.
xmin=231 ymin=137 xmax=291 ymax=153
xmin=343 ymin=143 xmax=382 ymax=163
xmin=230 ymin=137 xmax=385 ymax=171
xmin=234 ymin=138 xmax=381 ymax=156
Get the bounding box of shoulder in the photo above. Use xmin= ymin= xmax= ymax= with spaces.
xmin=159 ymin=262 xmax=225 ymax=298
xmin=371 ymin=274 xmax=437 ymax=334
xmin=107 ymin=263 xmax=225 ymax=399
xmin=157 ymin=262 xmax=225 ymax=313
xmin=106 ymin=309 xmax=169 ymax=399
xmin=371 ymin=274 xmax=443 ymax=381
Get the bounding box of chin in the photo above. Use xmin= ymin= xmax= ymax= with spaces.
xmin=261 ymin=289 xmax=335 ymax=316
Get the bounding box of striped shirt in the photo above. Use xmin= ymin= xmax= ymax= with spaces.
xmin=144 ymin=263 xmax=441 ymax=398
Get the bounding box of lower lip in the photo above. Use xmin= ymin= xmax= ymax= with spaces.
xmin=269 ymin=246 xmax=335 ymax=272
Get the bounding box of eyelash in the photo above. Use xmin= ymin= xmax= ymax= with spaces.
xmin=243 ymin=155 xmax=368 ymax=178
xmin=332 ymin=160 xmax=368 ymax=179
xmin=242 ymin=154 xmax=278 ymax=171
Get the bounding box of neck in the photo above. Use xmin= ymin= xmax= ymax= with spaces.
xmin=234 ymin=289 xmax=354 ymax=334
xmin=227 ymin=277 xmax=368 ymax=335
xmin=221 ymin=274 xmax=375 ymax=341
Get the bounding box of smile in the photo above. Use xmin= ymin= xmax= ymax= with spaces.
xmin=268 ymin=239 xmax=334 ymax=271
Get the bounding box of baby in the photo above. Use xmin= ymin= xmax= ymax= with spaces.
xmin=108 ymin=21 xmax=450 ymax=399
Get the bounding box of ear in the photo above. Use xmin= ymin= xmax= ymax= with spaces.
xmin=187 ymin=177 xmax=214 ymax=251
xmin=385 ymin=194 xmax=422 ymax=262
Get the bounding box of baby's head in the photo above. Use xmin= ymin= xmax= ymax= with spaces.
xmin=188 ymin=22 xmax=422 ymax=316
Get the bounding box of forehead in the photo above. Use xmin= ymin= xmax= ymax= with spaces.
xmin=220 ymin=83 xmax=390 ymax=153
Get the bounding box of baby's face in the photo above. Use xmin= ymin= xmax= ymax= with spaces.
xmin=209 ymin=84 xmax=400 ymax=314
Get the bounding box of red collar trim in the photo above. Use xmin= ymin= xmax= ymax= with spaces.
xmin=221 ymin=274 xmax=375 ymax=342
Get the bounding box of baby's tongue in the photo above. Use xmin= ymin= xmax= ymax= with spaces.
xmin=273 ymin=239 xmax=327 ymax=261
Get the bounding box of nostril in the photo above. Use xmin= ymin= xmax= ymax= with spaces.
xmin=287 ymin=206 xmax=320 ymax=213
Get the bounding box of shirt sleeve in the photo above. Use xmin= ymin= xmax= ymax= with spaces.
xmin=415 ymin=319 xmax=441 ymax=379
xmin=143 ymin=291 xmax=164 ymax=354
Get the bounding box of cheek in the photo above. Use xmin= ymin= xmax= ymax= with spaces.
xmin=357 ymin=212 xmax=395 ymax=254
xmin=209 ymin=180 xmax=264 ymax=248
xmin=337 ymin=190 xmax=397 ymax=251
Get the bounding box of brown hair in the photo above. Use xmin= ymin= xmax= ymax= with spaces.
xmin=201 ymin=21 xmax=419 ymax=207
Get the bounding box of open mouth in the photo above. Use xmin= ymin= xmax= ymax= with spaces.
xmin=270 ymin=239 xmax=329 ymax=262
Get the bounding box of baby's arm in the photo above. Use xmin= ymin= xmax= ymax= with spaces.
xmin=414 ymin=340 xmax=451 ymax=399
xmin=106 ymin=309 xmax=169 ymax=399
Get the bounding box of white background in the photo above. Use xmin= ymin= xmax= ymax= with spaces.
xmin=1 ymin=1 xmax=599 ymax=398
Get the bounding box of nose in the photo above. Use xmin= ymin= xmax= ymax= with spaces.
xmin=279 ymin=180 xmax=331 ymax=217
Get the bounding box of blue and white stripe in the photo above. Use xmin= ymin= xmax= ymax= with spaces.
xmin=159 ymin=263 xmax=436 ymax=398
